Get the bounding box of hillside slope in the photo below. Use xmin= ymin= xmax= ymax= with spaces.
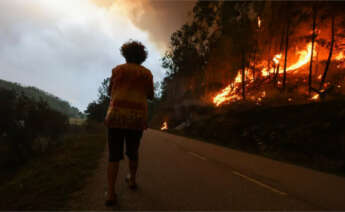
xmin=0 ymin=79 xmax=81 ymax=117
xmin=152 ymin=101 xmax=345 ymax=175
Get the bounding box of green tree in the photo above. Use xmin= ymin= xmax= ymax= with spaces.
xmin=85 ymin=78 xmax=110 ymax=122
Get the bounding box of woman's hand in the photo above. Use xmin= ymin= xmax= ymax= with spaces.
xmin=104 ymin=117 xmax=109 ymax=126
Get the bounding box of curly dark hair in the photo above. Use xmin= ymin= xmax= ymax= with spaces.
xmin=120 ymin=40 xmax=148 ymax=64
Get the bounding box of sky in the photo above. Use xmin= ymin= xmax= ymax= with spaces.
xmin=0 ymin=0 xmax=195 ymax=111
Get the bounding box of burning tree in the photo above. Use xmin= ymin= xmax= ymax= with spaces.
xmin=154 ymin=1 xmax=345 ymax=174
xmin=160 ymin=1 xmax=345 ymax=111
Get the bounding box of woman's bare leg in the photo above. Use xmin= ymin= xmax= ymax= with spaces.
xmin=129 ymin=160 xmax=138 ymax=184
xmin=107 ymin=162 xmax=119 ymax=200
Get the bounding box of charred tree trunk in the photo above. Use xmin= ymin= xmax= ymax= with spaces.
xmin=273 ymin=64 xmax=278 ymax=86
xmin=274 ymin=63 xmax=280 ymax=87
xmin=272 ymin=63 xmax=277 ymax=85
xmin=242 ymin=50 xmax=246 ymax=100
xmin=308 ymin=5 xmax=317 ymax=96
xmin=267 ymin=42 xmax=272 ymax=79
xmin=273 ymin=62 xmax=279 ymax=87
xmin=252 ymin=46 xmax=257 ymax=81
xmin=274 ymin=27 xmax=286 ymax=88
xmin=320 ymin=14 xmax=335 ymax=90
xmin=282 ymin=20 xmax=290 ymax=90
xmin=315 ymin=43 xmax=319 ymax=75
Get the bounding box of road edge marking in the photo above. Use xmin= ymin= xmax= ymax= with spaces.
xmin=232 ymin=171 xmax=288 ymax=196
xmin=187 ymin=152 xmax=207 ymax=161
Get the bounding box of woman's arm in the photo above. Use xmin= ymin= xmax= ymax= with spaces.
xmin=108 ymin=79 xmax=112 ymax=97
xmin=108 ymin=68 xmax=118 ymax=96
xmin=147 ymin=74 xmax=154 ymax=100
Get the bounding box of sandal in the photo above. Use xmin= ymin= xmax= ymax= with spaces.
xmin=125 ymin=175 xmax=138 ymax=190
xmin=105 ymin=194 xmax=117 ymax=207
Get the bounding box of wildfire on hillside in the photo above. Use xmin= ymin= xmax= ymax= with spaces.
xmin=212 ymin=41 xmax=345 ymax=107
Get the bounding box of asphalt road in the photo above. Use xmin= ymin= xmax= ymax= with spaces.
xmin=68 ymin=129 xmax=345 ymax=210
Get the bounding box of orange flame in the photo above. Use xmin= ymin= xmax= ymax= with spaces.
xmin=261 ymin=43 xmax=313 ymax=77
xmin=261 ymin=53 xmax=283 ymax=77
xmin=257 ymin=16 xmax=262 ymax=29
xmin=213 ymin=83 xmax=241 ymax=106
xmin=336 ymin=51 xmax=344 ymax=61
xmin=273 ymin=54 xmax=282 ymax=65
xmin=213 ymin=69 xmax=255 ymax=106
xmin=311 ymin=94 xmax=319 ymax=100
xmin=161 ymin=121 xmax=168 ymax=131
xmin=210 ymin=39 xmax=345 ymax=107
xmin=261 ymin=91 xmax=266 ymax=97
xmin=286 ymin=42 xmax=313 ymax=72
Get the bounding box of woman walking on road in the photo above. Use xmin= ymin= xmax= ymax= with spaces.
xmin=104 ymin=40 xmax=154 ymax=206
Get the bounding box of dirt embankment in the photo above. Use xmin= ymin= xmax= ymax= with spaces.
xmin=152 ymin=101 xmax=345 ymax=175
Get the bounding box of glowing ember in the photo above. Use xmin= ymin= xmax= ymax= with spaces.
xmin=273 ymin=54 xmax=282 ymax=65
xmin=261 ymin=68 xmax=269 ymax=77
xmin=336 ymin=51 xmax=344 ymax=61
xmin=161 ymin=121 xmax=168 ymax=131
xmin=311 ymin=94 xmax=319 ymax=100
xmin=234 ymin=72 xmax=242 ymax=83
xmin=257 ymin=16 xmax=262 ymax=29
xmin=261 ymin=91 xmax=266 ymax=97
xmin=288 ymin=98 xmax=293 ymax=102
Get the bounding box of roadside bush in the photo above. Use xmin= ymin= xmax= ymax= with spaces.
xmin=0 ymin=88 xmax=69 ymax=168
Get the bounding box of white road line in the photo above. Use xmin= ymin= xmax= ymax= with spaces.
xmin=188 ymin=152 xmax=207 ymax=161
xmin=232 ymin=171 xmax=288 ymax=196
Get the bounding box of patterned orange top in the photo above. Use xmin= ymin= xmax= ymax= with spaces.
xmin=104 ymin=63 xmax=154 ymax=130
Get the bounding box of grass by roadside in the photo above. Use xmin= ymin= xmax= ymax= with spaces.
xmin=153 ymin=101 xmax=345 ymax=177
xmin=167 ymin=129 xmax=345 ymax=177
xmin=0 ymin=130 xmax=106 ymax=210
xmin=167 ymin=128 xmax=345 ymax=178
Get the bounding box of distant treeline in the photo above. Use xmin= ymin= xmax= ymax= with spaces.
xmin=0 ymin=79 xmax=82 ymax=118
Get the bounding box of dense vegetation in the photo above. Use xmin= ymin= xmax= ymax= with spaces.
xmin=0 ymin=79 xmax=82 ymax=118
xmin=0 ymin=87 xmax=69 ymax=170
xmin=85 ymin=78 xmax=110 ymax=123
xmin=0 ymin=82 xmax=105 ymax=210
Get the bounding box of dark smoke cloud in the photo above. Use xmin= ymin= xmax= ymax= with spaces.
xmin=93 ymin=0 xmax=196 ymax=50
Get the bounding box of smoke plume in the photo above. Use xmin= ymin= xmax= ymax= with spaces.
xmin=92 ymin=0 xmax=196 ymax=51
